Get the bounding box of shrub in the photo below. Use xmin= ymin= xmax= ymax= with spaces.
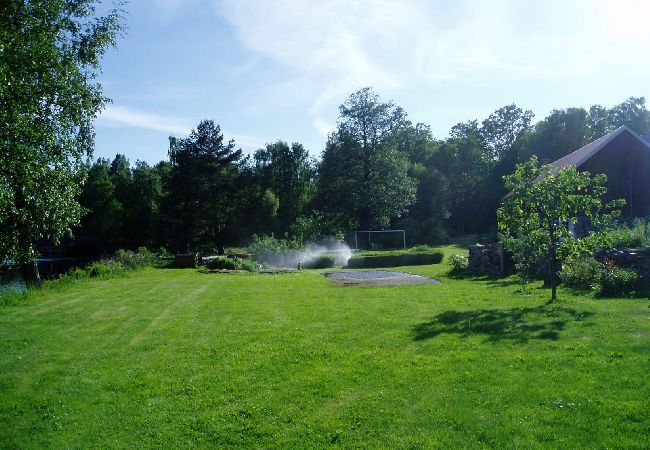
xmin=410 ymin=244 xmax=436 ymax=253
xmin=206 ymin=257 xmax=258 ymax=272
xmin=290 ymin=211 xmax=345 ymax=242
xmin=560 ymin=256 xmax=601 ymax=290
xmin=59 ymin=247 xmax=157 ymax=282
xmin=113 ymin=248 xmax=156 ymax=269
xmin=598 ymin=260 xmax=639 ymax=296
xmin=346 ymin=252 xmax=443 ymax=268
xmin=603 ymin=219 xmax=650 ymax=249
xmin=476 ymin=230 xmax=498 ymax=243
xmin=86 ymin=260 xmax=123 ymax=278
xmin=156 ymin=247 xmax=173 ymax=258
xmin=448 ymin=254 xmax=468 ymax=271
xmin=248 ymin=235 xmax=304 ymax=263
xmin=562 ymin=256 xmax=642 ymax=296
xmin=302 ymin=256 xmax=335 ymax=269
xmin=238 ymin=259 xmax=259 ymax=272
xmin=206 ymin=258 xmax=239 ymax=270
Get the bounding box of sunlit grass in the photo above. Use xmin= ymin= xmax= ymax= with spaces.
xmin=0 ymin=245 xmax=648 ymax=448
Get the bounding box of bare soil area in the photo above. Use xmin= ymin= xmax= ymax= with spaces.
xmin=324 ymin=270 xmax=440 ymax=286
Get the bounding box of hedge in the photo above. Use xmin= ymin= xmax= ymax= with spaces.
xmin=206 ymin=257 xmax=258 ymax=272
xmin=346 ymin=252 xmax=443 ymax=268
xmin=302 ymin=256 xmax=335 ymax=269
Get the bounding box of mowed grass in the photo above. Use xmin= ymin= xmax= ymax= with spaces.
xmin=0 ymin=246 xmax=649 ymax=448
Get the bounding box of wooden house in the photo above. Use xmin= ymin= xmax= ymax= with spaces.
xmin=549 ymin=126 xmax=650 ymax=218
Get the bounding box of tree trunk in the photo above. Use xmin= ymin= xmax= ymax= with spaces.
xmin=548 ymin=227 xmax=558 ymax=303
xmin=550 ymin=280 xmax=557 ymax=302
xmin=20 ymin=260 xmax=42 ymax=287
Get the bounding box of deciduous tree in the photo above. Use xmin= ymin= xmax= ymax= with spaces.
xmin=0 ymin=0 xmax=123 ymax=281
xmin=253 ymin=141 xmax=315 ymax=235
xmin=317 ymin=88 xmax=417 ymax=231
xmin=498 ymin=157 xmax=623 ymax=301
xmin=480 ymin=104 xmax=534 ymax=161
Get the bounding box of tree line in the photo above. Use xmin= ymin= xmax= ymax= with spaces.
xmin=77 ymin=88 xmax=650 ymax=254
xmin=6 ymin=2 xmax=649 ymax=282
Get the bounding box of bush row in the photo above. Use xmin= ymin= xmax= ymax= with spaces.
xmin=54 ymin=248 xmax=158 ymax=283
xmin=604 ymin=219 xmax=650 ymax=249
xmin=561 ymin=256 xmax=641 ymax=296
xmin=346 ymin=252 xmax=443 ymax=268
xmin=302 ymin=256 xmax=335 ymax=269
xmin=247 ymin=235 xmax=305 ymax=262
xmin=206 ymin=257 xmax=259 ymax=272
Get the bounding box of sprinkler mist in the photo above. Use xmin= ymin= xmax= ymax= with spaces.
xmin=263 ymin=241 xmax=352 ymax=268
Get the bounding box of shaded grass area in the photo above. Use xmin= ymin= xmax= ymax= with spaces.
xmin=413 ymin=305 xmax=593 ymax=342
xmin=0 ymin=245 xmax=648 ymax=448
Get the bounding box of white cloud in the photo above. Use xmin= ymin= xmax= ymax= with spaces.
xmin=98 ymin=104 xmax=265 ymax=151
xmin=312 ymin=117 xmax=335 ymax=137
xmin=145 ymin=0 xmax=204 ymax=22
xmin=213 ymin=0 xmax=650 ymax=129
xmin=231 ymin=57 xmax=260 ymax=77
xmin=230 ymin=134 xmax=266 ymax=150
xmin=98 ymin=104 xmax=192 ymax=135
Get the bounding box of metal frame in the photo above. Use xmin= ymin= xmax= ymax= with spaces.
xmin=354 ymin=230 xmax=406 ymax=250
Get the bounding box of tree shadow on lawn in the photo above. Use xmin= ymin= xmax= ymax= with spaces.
xmin=446 ymin=271 xmax=522 ymax=288
xmin=412 ymin=305 xmax=594 ymax=343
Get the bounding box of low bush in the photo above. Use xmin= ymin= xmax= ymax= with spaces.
xmin=248 ymin=235 xmax=304 ymax=263
xmin=598 ymin=260 xmax=639 ymax=296
xmin=302 ymin=256 xmax=335 ymax=269
xmin=561 ymin=256 xmax=641 ymax=296
xmin=113 ymin=248 xmax=157 ymax=269
xmin=476 ymin=230 xmax=498 ymax=243
xmin=346 ymin=252 xmax=443 ymax=268
xmin=560 ymin=256 xmax=601 ymax=290
xmin=206 ymin=257 xmax=258 ymax=272
xmin=206 ymin=258 xmax=239 ymax=271
xmin=86 ymin=260 xmax=124 ymax=278
xmin=410 ymin=244 xmax=437 ymax=253
xmin=61 ymin=248 xmax=158 ymax=283
xmin=448 ymin=254 xmax=468 ymax=271
xmin=603 ymin=219 xmax=650 ymax=249
xmin=156 ymin=247 xmax=173 ymax=258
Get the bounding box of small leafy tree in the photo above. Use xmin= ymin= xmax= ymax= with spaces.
xmin=497 ymin=156 xmax=623 ymax=301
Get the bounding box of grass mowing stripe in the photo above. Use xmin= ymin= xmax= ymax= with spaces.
xmin=0 ymin=247 xmax=648 ymax=448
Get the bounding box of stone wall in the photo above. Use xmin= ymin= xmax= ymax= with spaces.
xmin=468 ymin=243 xmax=513 ymax=276
xmin=595 ymin=247 xmax=650 ymax=280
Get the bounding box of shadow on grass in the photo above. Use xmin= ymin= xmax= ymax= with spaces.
xmin=412 ymin=305 xmax=593 ymax=343
xmin=446 ymin=270 xmax=525 ymax=288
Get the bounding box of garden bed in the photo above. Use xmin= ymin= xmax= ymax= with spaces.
xmin=324 ymin=270 xmax=440 ymax=286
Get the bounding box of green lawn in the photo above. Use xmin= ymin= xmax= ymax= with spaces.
xmin=1 ymin=246 xmax=648 ymax=448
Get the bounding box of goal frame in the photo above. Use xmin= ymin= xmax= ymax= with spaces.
xmin=354 ymin=230 xmax=406 ymax=251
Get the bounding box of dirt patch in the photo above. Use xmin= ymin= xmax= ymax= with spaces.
xmin=324 ymin=270 xmax=440 ymax=286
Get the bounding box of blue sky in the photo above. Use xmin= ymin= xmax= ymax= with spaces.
xmin=95 ymin=0 xmax=650 ymax=164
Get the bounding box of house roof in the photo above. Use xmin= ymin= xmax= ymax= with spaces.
xmin=505 ymin=126 xmax=650 ymax=198
xmin=549 ymin=125 xmax=650 ymax=173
